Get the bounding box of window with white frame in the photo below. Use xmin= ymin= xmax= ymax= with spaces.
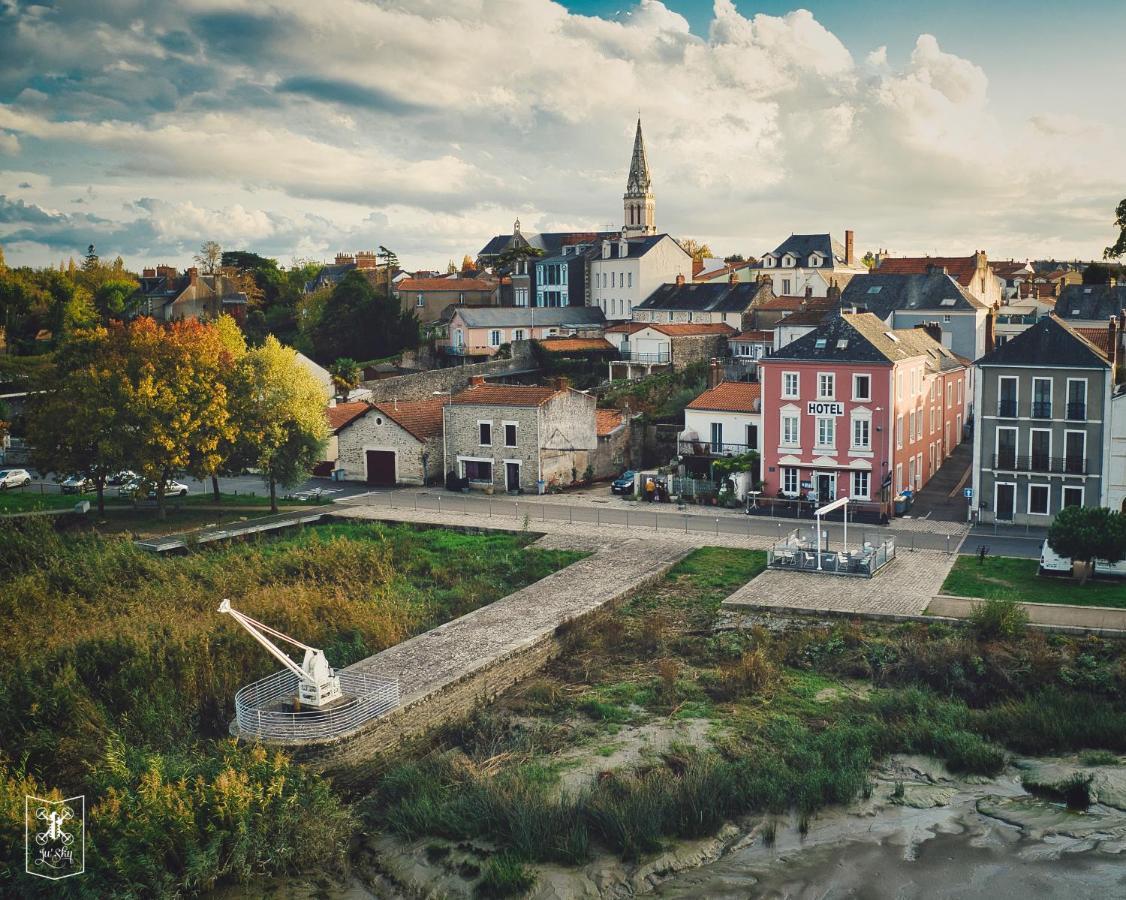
xmin=416 ymin=294 xmax=424 ymax=307
xmin=816 ymin=416 xmax=835 ymax=448
xmin=1028 ymin=483 xmax=1050 ymax=515
xmin=782 ymin=413 xmax=800 ymax=446
xmin=818 ymin=372 xmax=835 ymax=399
xmin=782 ymin=278 xmax=792 ymax=294
xmin=489 ymin=329 xmax=502 ymax=347
xmin=853 ymin=374 xmax=871 ymax=400
xmin=478 ymin=422 xmax=492 ymax=445
xmin=628 ymin=272 xmax=632 ymax=288
xmin=851 ymin=470 xmax=870 ymax=499
xmin=782 ymin=467 xmax=799 ymax=495
xmin=782 ymin=372 xmax=800 ymax=398
xmin=896 ymin=415 xmax=903 ymax=449
xmin=1062 ymin=485 xmax=1084 ymax=508
xmin=852 ymin=417 xmax=870 ymax=449
xmin=504 ymin=422 xmax=518 ymax=448
xmin=513 ymin=329 xmax=525 ymax=341
xmin=897 ymin=372 xmax=904 ymax=400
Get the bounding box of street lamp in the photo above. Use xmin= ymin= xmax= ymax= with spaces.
xmin=433 ymin=389 xmax=452 ymax=487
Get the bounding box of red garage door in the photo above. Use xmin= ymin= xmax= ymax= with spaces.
xmin=365 ymin=450 xmax=396 ymax=486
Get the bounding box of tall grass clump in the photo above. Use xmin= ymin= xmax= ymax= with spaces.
xmin=975 ymin=688 xmax=1126 ymax=754
xmin=477 ymin=852 xmax=536 ymax=898
xmin=968 ymin=597 xmax=1029 ymax=640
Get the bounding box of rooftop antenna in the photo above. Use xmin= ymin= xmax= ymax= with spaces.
xmin=219 ymin=599 xmax=342 ymax=707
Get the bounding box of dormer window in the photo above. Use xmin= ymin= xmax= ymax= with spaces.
xmin=763 ymin=255 xmax=775 ymax=268
xmin=782 ymin=254 xmax=796 ymax=268
xmin=808 ymin=253 xmax=823 ymax=267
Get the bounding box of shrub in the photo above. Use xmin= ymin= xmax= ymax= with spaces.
xmin=477 ymin=852 xmax=536 ymax=898
xmin=968 ymin=597 xmax=1028 ymax=640
xmin=706 ymin=648 xmax=777 ymax=700
xmin=1079 ymin=749 xmax=1120 ymax=766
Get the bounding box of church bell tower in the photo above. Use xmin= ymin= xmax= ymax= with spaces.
xmin=623 ymin=117 xmax=655 ymax=237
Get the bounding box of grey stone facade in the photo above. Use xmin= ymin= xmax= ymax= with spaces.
xmin=336 ymin=412 xmax=441 ymax=486
xmin=362 ymin=341 xmax=536 ymax=403
xmin=443 ymin=387 xmax=598 ymax=491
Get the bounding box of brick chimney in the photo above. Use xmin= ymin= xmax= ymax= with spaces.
xmin=827 ymin=283 xmax=842 ymax=305
xmin=142 ymin=267 xmax=156 ymax=278
xmin=707 ymin=358 xmax=723 ymax=389
xmin=468 ymin=375 xmax=486 ymax=386
xmin=335 ymin=252 xmax=354 ymax=266
xmin=675 ymin=273 xmax=685 ymax=286
xmin=845 ymin=229 xmax=855 ymax=266
xmin=187 ymin=266 xmax=199 ymax=285
xmin=553 ymin=376 xmax=571 ymax=391
xmin=355 ymin=250 xmax=377 ymax=269
xmin=915 ymin=321 xmax=943 ymax=344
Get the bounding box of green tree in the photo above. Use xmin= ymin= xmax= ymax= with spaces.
xmin=1047 ymin=506 xmax=1126 ymax=583
xmin=861 ymin=251 xmax=877 ymax=270
xmin=234 ymin=336 xmax=329 ymax=512
xmin=195 ymin=240 xmax=223 ymax=274
xmin=1082 ymin=262 xmax=1113 ymax=285
xmin=200 ymin=314 xmax=249 ymax=500
xmin=1103 ymin=198 xmax=1126 ymax=260
xmin=310 ymin=271 xmax=418 ymax=363
xmin=678 ymin=238 xmax=713 ymax=261
xmin=82 ymin=243 xmax=99 ymax=272
xmin=329 ymin=357 xmax=361 ymax=401
xmin=93 ymin=278 xmax=140 ymax=319
xmin=26 ymin=325 xmax=130 ymax=516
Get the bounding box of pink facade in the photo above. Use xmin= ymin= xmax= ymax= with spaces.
xmin=760 ymin=355 xmax=965 ymax=515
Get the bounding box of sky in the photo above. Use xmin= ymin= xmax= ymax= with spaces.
xmin=1 ymin=0 xmax=1124 ymax=272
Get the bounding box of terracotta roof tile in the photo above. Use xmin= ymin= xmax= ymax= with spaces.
xmin=685 ymin=381 xmax=762 ymax=413
xmin=1075 ymin=327 xmax=1113 ymax=356
xmin=596 ymin=408 xmax=625 ymax=436
xmin=449 ymin=383 xmax=562 ymax=407
xmin=537 ymin=337 xmax=615 ymax=352
xmin=326 ymin=401 xmax=371 ymax=432
xmin=876 ymin=255 xmax=981 ymax=287
xmin=755 ymin=295 xmax=805 ymax=311
xmin=371 ymin=397 xmax=446 ymax=441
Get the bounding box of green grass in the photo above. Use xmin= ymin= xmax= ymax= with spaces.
xmin=0 ymin=489 xmax=311 ymax=515
xmin=941 ymin=556 xmax=1126 ymax=608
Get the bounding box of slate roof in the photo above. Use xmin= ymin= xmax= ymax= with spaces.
xmin=764 ymin=234 xmax=848 ymax=266
xmin=766 ymin=312 xmax=959 ymax=366
xmin=397 ymin=278 xmax=496 ymax=293
xmin=326 ymin=401 xmax=372 ymax=432
xmin=876 ymin=254 xmax=982 ymax=288
xmin=452 ymin=306 xmax=606 ymax=328
xmin=593 ymin=234 xmax=673 ymax=260
xmin=635 ymin=280 xmax=771 ymax=314
xmin=686 ymin=381 xmax=762 ymax=414
xmin=840 ymin=270 xmax=985 ymax=318
xmin=977 ymin=315 xmax=1110 ymax=369
xmin=478 ymin=231 xmax=620 ymax=259
xmin=449 ymin=383 xmax=564 ymax=407
xmin=371 ymin=397 xmax=446 ymax=441
xmin=596 ymin=408 xmax=625 ymax=437
xmin=1055 ymin=284 xmax=1126 ymax=321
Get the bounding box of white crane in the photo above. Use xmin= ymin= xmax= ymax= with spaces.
xmin=218 ymin=599 xmax=342 ymax=708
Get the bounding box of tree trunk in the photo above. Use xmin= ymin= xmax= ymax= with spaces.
xmin=156 ymin=468 xmax=169 ymax=520
xmin=269 ymin=475 xmax=278 ymax=514
xmin=95 ymin=476 xmax=105 ymax=519
xmin=211 ymin=474 xmax=221 ymax=503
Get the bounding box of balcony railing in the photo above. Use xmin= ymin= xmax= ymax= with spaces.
xmin=992 ymin=453 xmax=1090 ymax=475
xmin=1066 ymin=402 xmax=1086 ymax=421
xmin=442 ymin=343 xmax=497 ymax=357
xmin=1031 ymin=401 xmax=1052 ymax=418
xmin=678 ymin=439 xmax=754 ymax=457
xmin=618 ymin=350 xmax=670 ymax=364
xmin=997 ymin=399 xmax=1017 ymax=417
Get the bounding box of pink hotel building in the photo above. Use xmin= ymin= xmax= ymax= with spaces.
xmin=759 ymin=313 xmax=967 ymax=516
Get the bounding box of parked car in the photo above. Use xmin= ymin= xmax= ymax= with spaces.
xmin=60 ymin=474 xmax=94 ymax=494
xmin=611 ymin=470 xmax=637 ymax=494
xmin=107 ymin=470 xmax=137 ymax=486
xmin=1039 ymin=540 xmax=1126 ymax=578
xmin=0 ymin=468 xmax=32 ymax=489
xmin=148 ymin=480 xmax=190 ymax=498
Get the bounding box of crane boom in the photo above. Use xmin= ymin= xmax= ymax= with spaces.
xmin=219 ymin=599 xmax=343 ymax=707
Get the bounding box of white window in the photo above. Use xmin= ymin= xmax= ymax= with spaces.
xmin=851 ymin=470 xmax=870 ymax=499
xmin=853 ymin=374 xmax=870 ymax=401
xmin=897 ymin=372 xmax=904 ymax=400
xmin=489 ymin=329 xmax=502 ymax=347
xmin=782 ymin=372 xmax=800 ymax=398
xmin=852 ymin=417 xmax=870 ymax=449
xmin=896 ymin=415 xmax=903 ymax=449
xmin=782 ymin=467 xmax=799 ymax=495
xmin=416 ymin=294 xmax=424 ymax=307
xmin=782 ymin=413 xmax=800 ymax=446
xmin=628 ymin=272 xmax=632 ymax=288
xmin=1062 ymin=485 xmax=1084 ymax=508
xmin=513 ymin=329 xmax=525 ymax=341
xmin=943 ymin=314 xmax=951 ymax=323
xmin=782 ymin=278 xmax=792 ymax=294
xmin=504 ymin=422 xmax=518 ymax=448
xmin=1028 ymin=484 xmax=1050 ymax=515
xmin=611 ymin=272 xmax=617 ymax=288
xmin=818 ymin=373 xmax=835 ymax=399
xmin=816 ymin=417 xmax=835 ymax=448
xmin=478 ymin=422 xmax=492 ymax=446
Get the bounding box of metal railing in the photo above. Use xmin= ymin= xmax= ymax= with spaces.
xmin=1031 ymin=401 xmax=1052 ymax=418
xmin=1066 ymin=402 xmax=1086 ymax=421
xmin=766 ymin=534 xmax=896 ymax=577
xmin=991 ymin=453 xmax=1089 ymax=475
xmin=441 ymin=344 xmax=497 ymax=357
xmin=618 ymin=351 xmax=670 ymax=364
xmin=678 ymin=439 xmax=755 ymax=457
xmin=997 ymin=399 xmax=1017 ymax=417
xmin=233 ymin=669 xmax=400 ymax=743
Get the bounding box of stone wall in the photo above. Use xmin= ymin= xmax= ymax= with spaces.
xmin=363 ymin=341 xmax=536 ymax=403
xmin=670 ymin=334 xmax=729 ymax=371
xmin=336 ymin=413 xmax=441 ymax=485
xmin=591 ymin=417 xmax=637 ymax=479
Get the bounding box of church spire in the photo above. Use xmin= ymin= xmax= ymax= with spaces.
xmin=623 ymin=117 xmax=655 ymax=236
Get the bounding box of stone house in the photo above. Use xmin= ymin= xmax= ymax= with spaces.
xmin=588 ymin=232 xmax=693 ymax=322
xmin=632 ymin=275 xmax=774 ymax=329
xmin=972 ymin=315 xmax=1121 ymax=525
xmin=443 ymin=376 xmax=597 ymax=492
xmin=607 ymin=322 xmax=735 ymax=380
xmin=746 ymin=231 xmax=868 ymax=297
xmin=681 ymin=369 xmax=763 ymax=481
xmin=134 ymin=266 xmax=248 ymax=322
xmin=395 ymin=276 xmax=499 ymax=325
xmin=334 ymin=397 xmax=446 ymax=486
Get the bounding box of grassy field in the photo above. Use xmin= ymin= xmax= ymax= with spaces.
xmin=941 ymin=556 xmax=1126 ymax=608
xmin=0 ymin=519 xmax=583 ymax=897
xmin=0 ymin=488 xmax=312 ymax=514
xmin=362 ymin=545 xmax=1126 ymax=896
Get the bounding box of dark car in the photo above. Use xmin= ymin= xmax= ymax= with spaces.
xmin=611 ymin=470 xmax=637 ymax=494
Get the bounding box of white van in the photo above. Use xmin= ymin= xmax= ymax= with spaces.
xmin=1039 ymin=540 xmax=1126 ymax=578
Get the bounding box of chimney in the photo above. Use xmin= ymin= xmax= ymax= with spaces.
xmin=188 ymin=266 xmax=199 ymax=285
xmin=602 ymin=239 xmax=612 ymax=259
xmin=845 ymin=229 xmax=855 ymax=266
xmin=827 ymin=283 xmax=842 ymax=305
xmin=553 ymin=376 xmax=570 ymax=391
xmin=707 ymin=358 xmax=723 ymax=389
xmin=915 ymin=321 xmax=943 ymax=344
xmin=805 ymin=285 xmax=813 ymax=299
xmin=619 ymin=229 xmax=629 ymax=258
xmin=675 ymin=273 xmax=685 ymax=286
xmin=468 ymin=375 xmax=486 ymax=387
xmin=1108 ymin=315 xmax=1119 ymax=370
xmin=142 ymin=267 xmax=156 ymax=278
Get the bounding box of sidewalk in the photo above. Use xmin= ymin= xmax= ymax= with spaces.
xmin=927 ymin=595 xmax=1126 ymax=635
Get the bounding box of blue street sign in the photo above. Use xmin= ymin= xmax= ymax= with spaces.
xmin=963 ymin=487 xmax=973 ymax=499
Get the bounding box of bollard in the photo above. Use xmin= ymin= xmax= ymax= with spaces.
xmin=390 ymin=492 xmax=395 ymax=509
xmin=437 ymin=495 xmax=441 ymax=514
xmin=542 ymin=503 xmax=545 ymax=522
xmin=946 ymin=534 xmax=950 ymax=554
xmin=685 ymin=514 xmax=688 ymax=534
xmin=911 ymin=533 xmax=916 ymax=552
xmin=514 ymin=501 xmax=518 ymax=521
xmin=715 ymin=517 xmax=720 ymax=536
xmin=569 ymin=506 xmax=572 ymax=524
xmin=464 ymin=495 xmax=468 ymax=516
xmin=489 ymin=499 xmax=493 ymax=518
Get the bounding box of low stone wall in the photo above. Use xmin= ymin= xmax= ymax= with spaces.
xmin=363 ymin=341 xmax=537 ymax=402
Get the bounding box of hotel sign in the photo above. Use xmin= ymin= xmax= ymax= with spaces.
xmin=807 ymin=401 xmax=844 ymax=416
